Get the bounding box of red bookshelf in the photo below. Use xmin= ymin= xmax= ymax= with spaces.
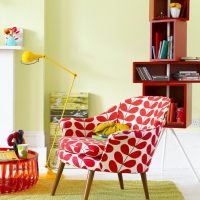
xmin=133 ymin=0 xmax=197 ymax=128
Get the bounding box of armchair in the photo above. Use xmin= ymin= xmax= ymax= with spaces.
xmin=51 ymin=96 xmax=170 ymax=200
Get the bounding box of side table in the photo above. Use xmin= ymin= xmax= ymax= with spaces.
xmin=0 ymin=148 xmax=39 ymax=194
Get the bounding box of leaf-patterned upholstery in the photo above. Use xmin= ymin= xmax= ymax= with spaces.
xmin=58 ymin=96 xmax=170 ymax=173
xmin=52 ymin=96 xmax=170 ymax=199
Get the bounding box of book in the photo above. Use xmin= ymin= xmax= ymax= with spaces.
xmin=167 ymin=36 xmax=173 ymax=59
xmin=179 ymin=71 xmax=198 ymax=74
xmin=152 ymin=46 xmax=156 ymax=59
xmin=179 ymin=77 xmax=200 ymax=81
xmin=167 ymin=122 xmax=184 ymax=126
xmin=136 ymin=67 xmax=146 ymax=80
xmin=158 ymin=40 xmax=163 ymax=58
xmin=0 ymin=150 xmax=18 ymax=161
xmin=152 ymin=75 xmax=169 ymax=81
xmin=169 ymin=103 xmax=175 ymax=122
xmin=180 ymin=57 xmax=200 ymax=62
xmin=142 ymin=67 xmax=152 ymax=80
xmin=155 ymin=32 xmax=163 ymax=59
xmin=159 ymin=40 xmax=168 ymax=59
xmin=140 ymin=67 xmax=149 ymax=80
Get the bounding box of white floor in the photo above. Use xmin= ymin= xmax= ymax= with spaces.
xmin=41 ymin=167 xmax=200 ymax=200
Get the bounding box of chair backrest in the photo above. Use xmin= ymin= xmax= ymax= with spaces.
xmin=117 ymin=96 xmax=170 ymax=130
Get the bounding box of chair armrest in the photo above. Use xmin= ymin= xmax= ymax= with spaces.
xmin=60 ymin=105 xmax=118 ymax=137
xmin=100 ymin=125 xmax=162 ymax=173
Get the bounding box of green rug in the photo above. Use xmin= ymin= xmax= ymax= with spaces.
xmin=0 ymin=178 xmax=184 ymax=200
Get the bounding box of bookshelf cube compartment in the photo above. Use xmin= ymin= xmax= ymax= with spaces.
xmin=170 ymin=62 xmax=200 ymax=82
xmin=149 ymin=0 xmax=190 ymax=21
xmin=133 ymin=61 xmax=168 ymax=82
xmin=143 ymin=83 xmax=192 ymax=128
xmin=133 ymin=61 xmax=200 ymax=83
xmin=151 ymin=19 xmax=187 ymax=61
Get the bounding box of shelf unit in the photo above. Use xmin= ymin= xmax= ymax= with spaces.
xmin=132 ymin=0 xmax=198 ymax=128
xmin=149 ymin=0 xmax=190 ymax=21
xmin=143 ymin=82 xmax=192 ymax=128
xmin=133 ymin=61 xmax=200 ymax=83
xmin=150 ymin=19 xmax=187 ymax=61
xmin=49 ymin=92 xmax=89 ymax=168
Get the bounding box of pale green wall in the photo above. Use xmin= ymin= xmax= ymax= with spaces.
xmin=45 ymin=0 xmax=200 ymax=133
xmin=188 ymin=1 xmax=200 ymax=119
xmin=44 ymin=0 xmax=148 ymax=132
xmin=1 ymin=1 xmax=200 ymax=133
xmin=0 ymin=0 xmax=45 ymax=131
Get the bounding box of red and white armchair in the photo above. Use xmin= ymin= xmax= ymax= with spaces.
xmin=51 ymin=96 xmax=170 ymax=200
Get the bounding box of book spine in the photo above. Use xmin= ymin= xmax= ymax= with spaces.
xmin=136 ymin=67 xmax=145 ymax=80
xmin=160 ymin=40 xmax=168 ymax=59
xmin=140 ymin=67 xmax=148 ymax=80
xmin=179 ymin=71 xmax=197 ymax=74
xmin=158 ymin=41 xmax=163 ymax=59
xmin=155 ymin=32 xmax=163 ymax=59
xmin=168 ymin=36 xmax=173 ymax=59
xmin=167 ymin=36 xmax=172 ymax=59
xmin=142 ymin=67 xmax=152 ymax=80
xmin=152 ymin=46 xmax=156 ymax=59
xmin=169 ymin=103 xmax=176 ymax=122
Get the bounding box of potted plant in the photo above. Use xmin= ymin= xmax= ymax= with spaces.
xmin=169 ymin=2 xmax=182 ymax=18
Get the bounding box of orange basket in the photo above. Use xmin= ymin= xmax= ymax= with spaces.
xmin=0 ymin=148 xmax=39 ymax=194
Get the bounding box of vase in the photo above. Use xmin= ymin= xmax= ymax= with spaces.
xmin=6 ymin=36 xmax=17 ymax=46
xmin=170 ymin=7 xmax=181 ymax=18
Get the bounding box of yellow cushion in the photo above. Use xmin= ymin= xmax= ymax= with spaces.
xmin=93 ymin=121 xmax=130 ymax=136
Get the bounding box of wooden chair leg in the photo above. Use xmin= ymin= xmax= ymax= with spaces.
xmin=140 ymin=172 xmax=150 ymax=200
xmin=118 ymin=173 xmax=124 ymax=189
xmin=51 ymin=161 xmax=65 ymax=196
xmin=83 ymin=170 xmax=95 ymax=200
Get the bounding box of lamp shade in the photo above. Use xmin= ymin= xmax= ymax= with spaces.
xmin=21 ymin=51 xmax=45 ymax=63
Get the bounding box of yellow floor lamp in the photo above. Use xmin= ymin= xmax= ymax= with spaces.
xmin=21 ymin=51 xmax=77 ymax=174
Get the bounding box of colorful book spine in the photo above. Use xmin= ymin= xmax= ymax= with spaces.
xmin=155 ymin=32 xmax=163 ymax=59
xmin=152 ymin=46 xmax=156 ymax=59
xmin=159 ymin=40 xmax=168 ymax=59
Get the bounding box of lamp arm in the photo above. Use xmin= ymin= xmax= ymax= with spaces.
xmin=45 ymin=55 xmax=77 ymax=77
xmin=45 ymin=62 xmax=77 ymax=169
xmin=45 ymin=68 xmax=77 ymax=169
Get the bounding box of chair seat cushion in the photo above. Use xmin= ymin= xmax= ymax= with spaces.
xmin=59 ymin=136 xmax=107 ymax=157
xmin=58 ymin=150 xmax=101 ymax=171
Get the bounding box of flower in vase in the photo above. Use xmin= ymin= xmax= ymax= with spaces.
xmin=169 ymin=3 xmax=182 ymax=18
xmin=3 ymin=27 xmax=20 ymax=46
xmin=169 ymin=3 xmax=182 ymax=9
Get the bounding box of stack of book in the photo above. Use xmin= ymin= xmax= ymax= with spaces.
xmin=152 ymin=75 xmax=169 ymax=81
xmin=152 ymin=34 xmax=173 ymax=59
xmin=180 ymin=57 xmax=200 ymax=62
xmin=136 ymin=66 xmax=152 ymax=80
xmin=173 ymin=71 xmax=200 ymax=81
